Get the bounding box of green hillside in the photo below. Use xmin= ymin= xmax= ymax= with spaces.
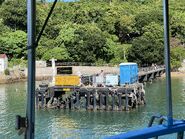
xmin=0 ymin=0 xmax=185 ymax=69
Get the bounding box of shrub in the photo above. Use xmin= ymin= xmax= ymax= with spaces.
xmin=4 ymin=68 xmax=10 ymax=75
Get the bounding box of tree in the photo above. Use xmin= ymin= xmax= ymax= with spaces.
xmin=170 ymin=11 xmax=185 ymax=43
xmin=97 ymin=8 xmax=118 ymax=34
xmin=72 ymin=24 xmax=110 ymax=62
xmin=115 ymin=15 xmax=135 ymax=43
xmin=171 ymin=46 xmax=185 ymax=70
xmin=127 ymin=22 xmax=164 ymax=66
xmin=42 ymin=46 xmax=69 ymax=61
xmin=0 ymin=0 xmax=184 ymax=68
xmin=1 ymin=0 xmax=27 ymax=30
xmin=0 ymin=31 xmax=27 ymax=59
xmin=109 ymin=43 xmax=131 ymax=65
xmin=0 ymin=21 xmax=11 ymax=35
xmin=135 ymin=7 xmax=163 ymax=35
xmin=55 ymin=23 xmax=113 ymax=63
xmin=0 ymin=0 xmax=4 ymax=5
xmin=1 ymin=0 xmax=45 ymax=32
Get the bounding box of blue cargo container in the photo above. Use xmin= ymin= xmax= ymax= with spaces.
xmin=119 ymin=63 xmax=138 ymax=85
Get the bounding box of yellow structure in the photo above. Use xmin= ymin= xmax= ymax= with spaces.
xmin=55 ymin=75 xmax=80 ymax=86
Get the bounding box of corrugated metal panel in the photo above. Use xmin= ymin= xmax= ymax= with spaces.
xmin=105 ymin=74 xmax=119 ymax=86
xmin=55 ymin=75 xmax=80 ymax=86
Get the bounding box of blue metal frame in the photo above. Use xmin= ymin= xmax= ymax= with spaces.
xmin=24 ymin=0 xmax=185 ymax=139
xmin=163 ymin=0 xmax=173 ymax=126
xmin=25 ymin=0 xmax=58 ymax=138
xmin=26 ymin=0 xmax=36 ymax=138
xmin=106 ymin=120 xmax=185 ymax=139
xmin=106 ymin=0 xmax=185 ymax=138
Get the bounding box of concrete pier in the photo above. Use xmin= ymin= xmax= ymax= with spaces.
xmin=36 ymin=83 xmax=146 ymax=111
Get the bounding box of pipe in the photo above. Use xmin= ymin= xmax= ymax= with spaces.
xmin=163 ymin=0 xmax=173 ymax=126
xmin=26 ymin=0 xmax=36 ymax=138
xmin=35 ymin=0 xmax=58 ymax=46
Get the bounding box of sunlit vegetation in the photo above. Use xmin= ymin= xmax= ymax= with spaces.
xmin=0 ymin=0 xmax=185 ymax=68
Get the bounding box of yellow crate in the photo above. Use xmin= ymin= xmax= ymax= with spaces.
xmin=55 ymin=75 xmax=80 ymax=86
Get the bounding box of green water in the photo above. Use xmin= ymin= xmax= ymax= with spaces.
xmin=1 ymin=78 xmax=185 ymax=139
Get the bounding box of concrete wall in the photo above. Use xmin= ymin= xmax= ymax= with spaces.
xmin=24 ymin=67 xmax=53 ymax=77
xmin=72 ymin=66 xmax=119 ymax=75
xmin=24 ymin=66 xmax=119 ymax=77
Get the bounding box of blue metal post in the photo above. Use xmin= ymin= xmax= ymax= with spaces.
xmin=163 ymin=0 xmax=173 ymax=126
xmin=26 ymin=0 xmax=36 ymax=138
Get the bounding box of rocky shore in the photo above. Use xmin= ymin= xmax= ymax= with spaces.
xmin=0 ymin=69 xmax=52 ymax=84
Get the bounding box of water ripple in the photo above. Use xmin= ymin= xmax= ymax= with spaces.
xmin=1 ymin=79 xmax=185 ymax=139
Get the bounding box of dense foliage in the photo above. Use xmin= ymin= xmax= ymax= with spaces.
xmin=0 ymin=0 xmax=185 ymax=68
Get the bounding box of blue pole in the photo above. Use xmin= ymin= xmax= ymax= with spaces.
xmin=163 ymin=0 xmax=173 ymax=126
xmin=26 ymin=0 xmax=36 ymax=138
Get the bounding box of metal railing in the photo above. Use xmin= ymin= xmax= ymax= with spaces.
xmin=139 ymin=65 xmax=165 ymax=73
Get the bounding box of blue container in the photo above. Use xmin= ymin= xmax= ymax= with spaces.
xmin=119 ymin=63 xmax=138 ymax=85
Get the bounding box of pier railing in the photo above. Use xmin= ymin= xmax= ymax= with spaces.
xmin=139 ymin=65 xmax=165 ymax=73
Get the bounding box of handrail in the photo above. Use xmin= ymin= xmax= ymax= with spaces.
xmin=139 ymin=65 xmax=165 ymax=72
xmin=107 ymin=0 xmax=185 ymax=138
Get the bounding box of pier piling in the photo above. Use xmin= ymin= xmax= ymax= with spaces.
xmin=36 ymin=83 xmax=146 ymax=111
xmin=76 ymin=92 xmax=80 ymax=109
xmin=93 ymin=91 xmax=97 ymax=111
xmin=118 ymin=93 xmax=122 ymax=111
